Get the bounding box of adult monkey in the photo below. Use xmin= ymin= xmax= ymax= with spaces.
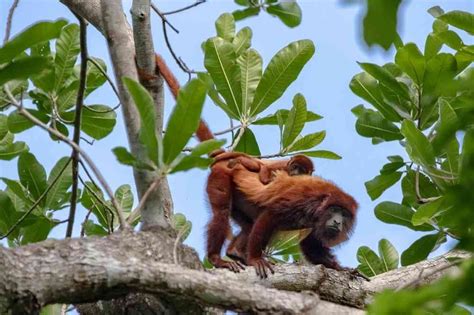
xmin=232 ymin=167 xmax=359 ymax=278
xmin=152 ymin=54 xmax=314 ymax=271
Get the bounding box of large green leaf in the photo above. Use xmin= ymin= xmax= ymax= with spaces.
xmin=115 ymin=185 xmax=133 ymax=213
xmin=232 ymin=27 xmax=252 ymax=56
xmin=356 ymin=246 xmax=385 ymax=277
xmin=433 ymin=99 xmax=460 ymax=152
xmin=250 ymin=40 xmax=315 ymax=116
xmin=253 ymin=109 xmax=322 ymax=125
xmin=20 ymin=217 xmax=56 ymax=245
xmin=215 ymin=13 xmax=235 ymax=41
xmin=401 ymin=233 xmax=443 ymax=266
xmin=266 ymin=1 xmax=302 ymax=28
xmin=282 ymin=93 xmax=307 ymax=148
xmin=7 ymin=109 xmax=49 ymax=133
xmin=288 ymin=131 xmax=325 ymax=152
xmin=355 ymin=110 xmax=403 ymax=141
xmin=18 ymin=153 xmax=47 ymax=205
xmin=232 ymin=7 xmax=260 ymax=22
xmin=297 ymin=150 xmax=341 ymax=160
xmin=205 ymin=37 xmax=242 ymax=118
xmin=380 ymin=161 xmax=405 ymax=175
xmin=0 ymin=56 xmax=50 ymax=86
xmin=374 ymin=201 xmax=434 ymax=231
xmin=0 ymin=19 xmax=67 ymax=64
xmin=197 ymin=72 xmax=237 ymax=119
xmin=349 ymin=72 xmax=400 ymax=122
xmin=424 ymin=33 xmax=443 ymax=59
xmin=62 ymin=105 xmax=117 ymax=140
xmin=54 ymin=24 xmax=80 ymax=91
xmin=401 ymin=170 xmax=440 ymax=206
xmin=0 ymin=80 xmax=28 ymax=108
xmin=365 ymin=172 xmax=402 ymax=201
xmin=0 ymin=141 xmax=28 ymax=160
xmin=401 ymin=120 xmax=435 ymax=168
xmin=163 ymin=79 xmax=207 ymax=165
xmin=0 ymin=191 xmax=18 ymax=235
xmin=112 ymin=147 xmax=155 ymax=171
xmin=81 ymin=182 xmax=110 ymax=229
xmin=123 ymin=78 xmax=158 ymax=166
xmin=170 ymin=155 xmax=212 ymax=173
xmin=45 ymin=157 xmax=72 ymax=210
xmin=438 ymin=10 xmax=474 ymax=35
xmin=395 ymin=43 xmax=425 ymax=85
xmin=84 ymin=57 xmax=107 ymax=95
xmin=83 ymin=220 xmax=108 ymax=236
xmin=238 ymin=49 xmax=262 ymax=115
xmin=234 ymin=128 xmax=261 ymax=155
xmin=412 ymin=198 xmax=445 ymax=226
xmin=56 ymin=80 xmax=79 ymax=112
xmin=362 ymin=0 xmax=402 ymax=50
xmin=358 ymin=62 xmax=410 ymax=100
xmin=378 ymin=239 xmax=399 ymax=271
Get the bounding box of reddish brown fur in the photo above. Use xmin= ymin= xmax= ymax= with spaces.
xmin=231 ymin=168 xmax=358 ymax=277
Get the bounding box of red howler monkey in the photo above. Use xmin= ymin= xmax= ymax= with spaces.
xmin=230 ymin=168 xmax=358 ymax=278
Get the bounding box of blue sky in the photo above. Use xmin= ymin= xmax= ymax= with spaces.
xmin=0 ymin=0 xmax=472 ymax=267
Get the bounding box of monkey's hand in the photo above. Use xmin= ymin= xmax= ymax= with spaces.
xmin=209 ymin=256 xmax=245 ymax=273
xmin=248 ymin=257 xmax=275 ymax=279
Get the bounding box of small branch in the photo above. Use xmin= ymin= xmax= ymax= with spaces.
xmin=229 ymin=126 xmax=246 ymax=151
xmin=173 ymin=228 xmax=186 ymax=264
xmin=80 ymin=208 xmax=94 ymax=237
xmin=257 ymin=153 xmax=285 ymax=159
xmin=162 ymin=19 xmax=196 ymax=79
xmin=87 ymin=57 xmax=121 ymax=103
xmin=162 ymin=0 xmax=206 ymax=15
xmin=150 ymin=3 xmax=179 ymax=34
xmin=4 ymin=88 xmax=129 ymax=230
xmin=66 ymin=12 xmax=88 ymax=238
xmin=0 ymin=158 xmax=71 ymax=240
xmin=214 ymin=124 xmax=241 ymax=136
xmin=3 ymin=0 xmax=20 ymax=44
xmin=126 ymin=177 xmax=160 ymax=225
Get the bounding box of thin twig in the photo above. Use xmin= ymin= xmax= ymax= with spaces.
xmin=162 ymin=0 xmax=206 ymax=15
xmin=229 ymin=126 xmax=246 ymax=151
xmin=162 ymin=19 xmax=196 ymax=78
xmin=258 ymin=153 xmax=286 ymax=159
xmin=214 ymin=124 xmax=241 ymax=136
xmin=0 ymin=158 xmax=71 ymax=240
xmin=66 ymin=12 xmax=88 ymax=238
xmin=4 ymin=88 xmax=129 ymax=230
xmin=127 ymin=177 xmax=160 ymax=225
xmin=3 ymin=0 xmax=20 ymax=44
xmin=87 ymin=57 xmax=121 ymax=105
xmin=173 ymin=227 xmax=186 ymax=264
xmin=80 ymin=207 xmax=94 ymax=237
xmin=150 ymin=3 xmax=179 ymax=34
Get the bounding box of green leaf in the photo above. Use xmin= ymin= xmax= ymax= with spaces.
xmin=112 ymin=147 xmax=155 ymax=171
xmin=189 ymin=139 xmax=226 ymax=157
xmin=45 ymin=157 xmax=72 ymax=210
xmin=56 ymin=80 xmax=79 ymax=112
xmin=401 ymin=233 xmax=442 ymax=266
xmin=362 ymin=0 xmax=402 ymax=50
xmin=412 ymin=198 xmax=445 ymax=226
xmin=21 ymin=217 xmax=56 ymax=245
xmin=438 ymin=10 xmax=474 ymax=35
xmin=62 ymin=105 xmax=117 ymax=140
xmin=401 ymin=120 xmax=436 ymax=168
xmin=163 ymin=79 xmax=207 ymax=165
xmin=234 ymin=128 xmax=261 ymax=155
xmin=170 ymin=155 xmax=212 ymax=173
xmin=232 ymin=27 xmax=252 ymax=56
xmin=232 ymin=7 xmax=260 ymax=22
xmin=401 ymin=170 xmax=439 ymax=206
xmin=282 ymin=93 xmax=307 ymax=148
xmin=436 ymin=30 xmax=464 ymax=50
xmin=349 ymin=72 xmax=400 ymax=121
xmin=433 ymin=99 xmax=460 ymax=152
xmin=378 ymin=239 xmax=399 ymax=271
xmin=54 ymin=24 xmax=80 ymax=91
xmin=172 ymin=213 xmax=192 ymax=241
xmin=84 ymin=57 xmax=107 ymax=95
xmin=288 ymin=131 xmax=326 ymax=152
xmin=424 ymin=33 xmax=443 ymax=59
xmin=204 ymin=37 xmax=242 ymax=118
xmin=115 ymin=185 xmax=133 ymax=213
xmin=197 ymin=72 xmax=237 ymax=119
xmin=358 ymin=62 xmax=410 ymax=100
xmin=251 ymin=40 xmax=315 ymax=116
xmin=7 ymin=109 xmax=49 ymax=134
xmin=395 ymin=43 xmax=425 ymax=85
xmin=0 ymin=56 xmax=50 ymax=86
xmin=215 ymin=13 xmax=235 ymax=41
xmin=0 ymin=141 xmax=28 ymax=160
xmin=253 ymin=109 xmax=322 ymax=125
xmin=380 ymin=161 xmax=405 ymax=175
xmin=18 ymin=152 xmax=47 ymax=205
xmin=123 ymin=78 xmax=158 ymax=165
xmin=374 ymin=201 xmax=434 ymax=231
xmin=356 ymin=246 xmax=385 ymax=277
xmin=81 ymin=182 xmax=110 ymax=229
xmin=0 ymin=191 xmax=18 ymax=235
xmin=0 ymin=19 xmax=67 ymax=64
xmin=297 ymin=150 xmax=341 ymax=160
xmin=238 ymin=49 xmax=262 ymax=115
xmin=83 ymin=220 xmax=108 ymax=236
xmin=266 ymin=1 xmax=302 ymax=28
xmin=355 ymin=110 xmax=403 ymax=141
xmin=365 ymin=172 xmax=402 ymax=200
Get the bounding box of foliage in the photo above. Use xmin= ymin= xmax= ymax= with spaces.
xmin=351 ymin=6 xmax=474 ymax=313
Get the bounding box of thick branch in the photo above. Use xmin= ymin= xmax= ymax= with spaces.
xmin=0 ymin=231 xmax=361 ymax=314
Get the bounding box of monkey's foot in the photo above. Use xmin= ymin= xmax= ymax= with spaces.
xmin=248 ymin=257 xmax=275 ymax=279
xmin=209 ymin=256 xmax=245 ymax=273
xmin=225 ymin=249 xmax=248 ymax=266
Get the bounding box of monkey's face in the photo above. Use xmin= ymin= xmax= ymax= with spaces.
xmin=288 ymin=155 xmax=314 ymax=176
xmin=315 ymin=207 xmax=354 ymax=247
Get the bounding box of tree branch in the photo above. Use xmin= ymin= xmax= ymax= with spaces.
xmin=3 ymin=0 xmax=20 ymax=44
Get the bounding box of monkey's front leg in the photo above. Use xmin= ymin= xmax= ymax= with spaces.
xmin=246 ymin=211 xmax=278 ymax=278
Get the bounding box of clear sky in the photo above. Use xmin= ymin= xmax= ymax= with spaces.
xmin=0 ymin=0 xmax=472 ymax=267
